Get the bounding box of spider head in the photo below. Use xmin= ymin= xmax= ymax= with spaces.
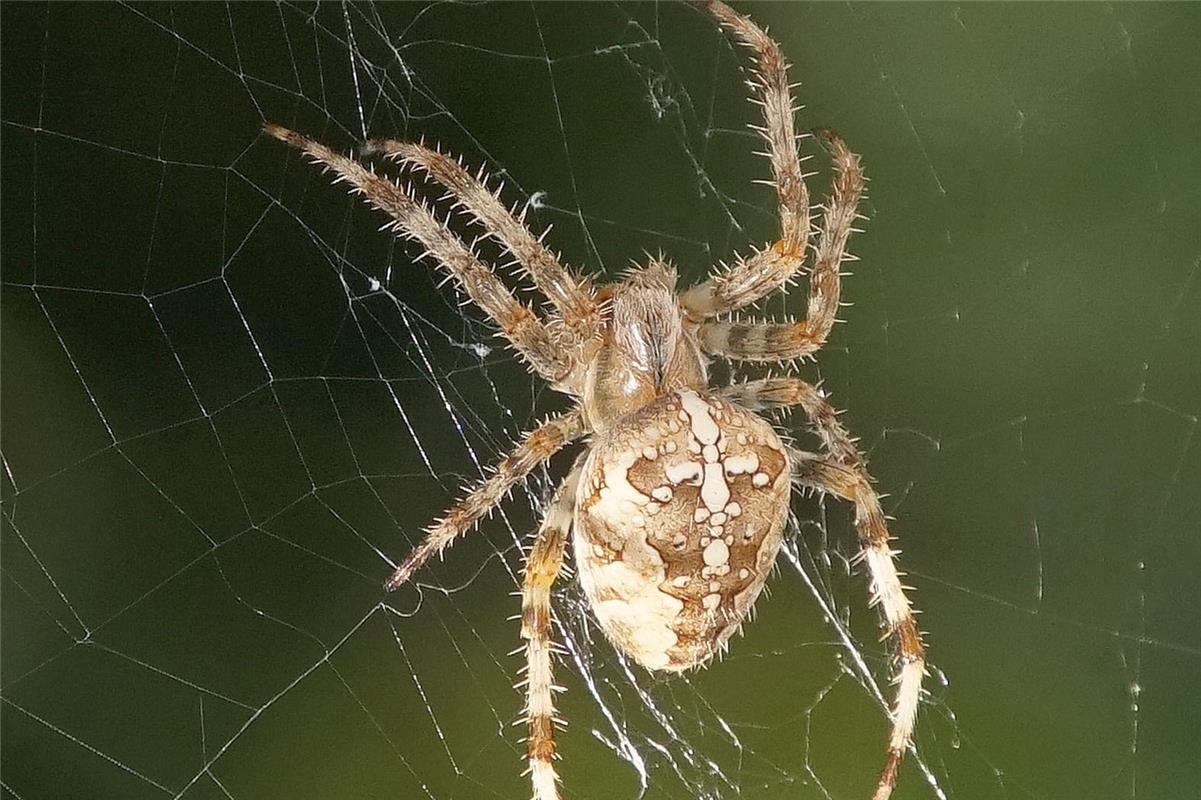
xmin=582 ymin=259 xmax=707 ymax=428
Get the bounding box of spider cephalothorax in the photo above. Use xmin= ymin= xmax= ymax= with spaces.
xmin=583 ymin=261 xmax=707 ymax=425
xmin=266 ymin=2 xmax=926 ymax=799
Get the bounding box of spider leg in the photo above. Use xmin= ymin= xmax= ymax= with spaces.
xmin=520 ymin=459 xmax=581 ymax=800
xmin=384 ymin=407 xmax=585 ymax=591
xmin=790 ymin=452 xmax=926 ymax=800
xmin=681 ymin=0 xmax=810 ymax=317
xmin=697 ymin=131 xmax=865 ymax=359
xmin=717 ymin=376 xmax=860 ymax=466
xmin=363 ymin=138 xmax=600 ymax=347
xmin=265 ymin=124 xmax=573 ymax=385
xmin=720 ymin=377 xmax=925 ymax=800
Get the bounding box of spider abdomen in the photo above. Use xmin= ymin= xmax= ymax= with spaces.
xmin=574 ymin=389 xmax=791 ymax=671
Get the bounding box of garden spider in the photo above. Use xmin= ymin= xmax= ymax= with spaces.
xmin=266 ymin=1 xmax=926 ymax=798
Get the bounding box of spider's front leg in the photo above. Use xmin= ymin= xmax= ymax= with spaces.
xmin=363 ymin=138 xmax=600 ymax=346
xmin=264 ymin=124 xmax=576 ymax=385
xmin=697 ymin=131 xmax=864 ymax=361
xmin=682 ymin=0 xmax=811 ymax=317
xmin=385 ymin=408 xmax=585 ymax=591
xmin=520 ymin=461 xmax=582 ymax=800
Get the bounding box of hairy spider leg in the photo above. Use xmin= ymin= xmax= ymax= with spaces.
xmin=265 ymin=123 xmax=573 ymax=384
xmin=364 ymin=138 xmax=600 ymax=350
xmin=717 ymin=376 xmax=862 ymax=467
xmin=519 ymin=460 xmax=581 ymax=800
xmin=384 ymin=408 xmax=585 ymax=591
xmin=700 ymin=131 xmax=865 ymax=362
xmin=682 ymin=0 xmax=811 ymax=317
xmin=719 ymin=376 xmax=926 ymax=800
xmin=791 ymin=453 xmax=927 ymax=800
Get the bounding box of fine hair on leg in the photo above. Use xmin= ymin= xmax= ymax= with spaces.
xmin=520 ymin=461 xmax=582 ymax=800
xmin=385 ymin=408 xmax=585 ymax=591
xmin=682 ymin=0 xmax=810 ymax=317
xmin=792 ymin=452 xmax=927 ymax=800
xmin=265 ymin=123 xmax=573 ymax=383
xmin=698 ymin=130 xmax=865 ymax=359
xmin=363 ymin=137 xmax=599 ymax=345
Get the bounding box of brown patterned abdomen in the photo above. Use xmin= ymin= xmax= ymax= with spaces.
xmin=574 ymin=390 xmax=790 ymax=671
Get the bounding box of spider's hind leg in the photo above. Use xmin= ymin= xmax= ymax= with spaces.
xmin=791 ymin=451 xmax=926 ymax=800
xmin=720 ymin=376 xmax=925 ymax=800
xmin=520 ymin=460 xmax=582 ymax=800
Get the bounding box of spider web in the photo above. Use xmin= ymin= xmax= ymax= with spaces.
xmin=3 ymin=2 xmax=1200 ymax=799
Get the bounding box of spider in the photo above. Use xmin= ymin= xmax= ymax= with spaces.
xmin=266 ymin=2 xmax=926 ymax=798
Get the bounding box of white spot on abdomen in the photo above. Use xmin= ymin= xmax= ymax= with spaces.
xmin=665 ymin=460 xmax=702 ymax=486
xmin=723 ymin=452 xmax=759 ymax=476
xmin=703 ymin=538 xmax=730 ymax=567
xmin=678 ymin=390 xmax=720 ymax=445
xmin=701 ymin=463 xmax=730 ymax=511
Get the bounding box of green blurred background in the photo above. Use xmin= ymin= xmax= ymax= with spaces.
xmin=3 ymin=3 xmax=1199 ymax=799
